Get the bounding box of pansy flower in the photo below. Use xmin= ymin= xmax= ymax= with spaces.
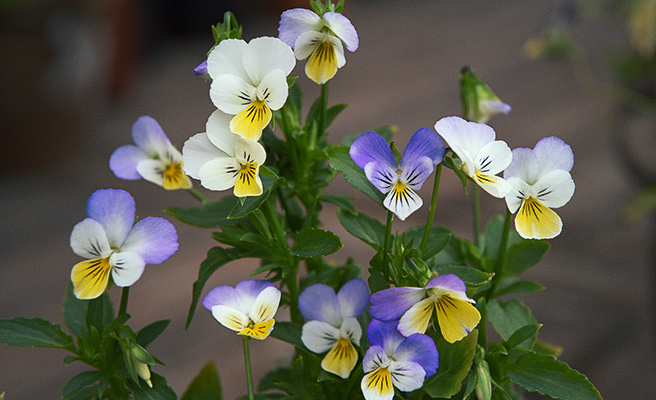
xmin=369 ymin=274 xmax=480 ymax=343
xmin=361 ymin=319 xmax=438 ymax=400
xmin=182 ymin=109 xmax=267 ymax=197
xmin=299 ymin=279 xmax=369 ymax=378
xmin=202 ymin=280 xmax=281 ymax=340
xmin=110 ymin=116 xmax=192 ymax=190
xmin=207 ymin=36 xmax=295 ymax=141
xmin=70 ymin=189 xmax=179 ymax=299
xmin=350 ymin=128 xmax=445 ymax=221
xmin=504 ymin=136 xmax=575 ymax=239
xmin=434 ymin=116 xmax=513 ymax=198
xmin=279 ymin=8 xmax=358 ymax=84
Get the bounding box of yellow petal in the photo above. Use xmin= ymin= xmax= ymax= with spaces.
xmin=361 ymin=367 xmax=394 ymax=400
xmin=233 ymin=162 xmax=263 ymax=197
xmin=515 ymin=197 xmax=562 ymax=239
xmin=305 ymin=41 xmax=338 ymax=84
xmin=398 ymin=298 xmax=434 ymax=336
xmin=230 ymin=100 xmax=271 ymax=141
xmin=162 ymin=160 xmax=192 ymax=190
xmin=71 ymin=258 xmax=112 ymax=300
xmin=239 ymin=318 xmax=275 ymax=340
xmin=321 ymin=338 xmax=358 ymax=379
xmin=435 ymin=295 xmax=481 ymax=343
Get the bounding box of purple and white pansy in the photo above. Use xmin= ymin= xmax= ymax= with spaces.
xmin=361 ymin=319 xmax=438 ymax=400
xmin=69 ymin=189 xmax=179 ymax=299
xmin=349 ymin=128 xmax=445 ymax=221
xmin=300 ymin=279 xmax=369 ymax=378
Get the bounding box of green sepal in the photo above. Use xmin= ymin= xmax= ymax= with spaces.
xmin=165 ymin=196 xmax=239 ymax=228
xmin=423 ymin=329 xmax=478 ymax=398
xmin=337 ymin=208 xmax=386 ymax=250
xmin=474 ymin=346 xmax=492 ymax=400
xmin=181 ymin=361 xmax=222 ymax=400
xmin=327 ymin=145 xmax=385 ymax=206
xmin=0 ymin=317 xmax=76 ymax=351
xmin=443 ymin=154 xmax=470 ymax=194
xmin=291 ymin=228 xmax=343 ymax=258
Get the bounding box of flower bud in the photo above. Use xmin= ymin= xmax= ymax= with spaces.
xmin=460 ymin=67 xmax=511 ymax=124
xmin=135 ymin=361 xmax=153 ymax=388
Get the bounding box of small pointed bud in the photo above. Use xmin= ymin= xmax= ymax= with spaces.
xmin=460 ymin=67 xmax=511 ymax=124
xmin=135 ymin=361 xmax=153 ymax=388
xmin=193 ymin=60 xmax=208 ymax=76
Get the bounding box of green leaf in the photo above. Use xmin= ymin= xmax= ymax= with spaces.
xmin=493 ymin=278 xmax=545 ymax=297
xmin=431 ymin=264 xmax=493 ymax=287
xmin=165 ymin=196 xmax=238 ymax=228
xmin=327 ymin=145 xmax=385 ymax=205
xmin=403 ymin=225 xmax=452 ymax=260
xmin=269 ymin=321 xmax=305 ymax=350
xmin=228 ymin=167 xmax=281 ymax=219
xmin=136 ymin=320 xmax=171 ymax=348
xmin=319 ymin=194 xmax=356 ymax=212
xmin=130 ymin=372 xmax=177 ymax=400
xmin=0 ymin=317 xmax=75 ymax=350
xmin=181 ymin=361 xmax=222 ymax=400
xmin=291 ymin=228 xmax=343 ymax=258
xmin=503 ymin=240 xmax=549 ymax=276
xmin=325 ymin=104 xmax=348 ymax=129
xmin=62 ymin=282 xmax=89 ymax=338
xmin=424 ymin=329 xmax=478 ymax=398
xmin=86 ymin=292 xmax=114 ymax=334
xmin=505 ymin=324 xmax=541 ymax=351
xmin=337 ymin=208 xmax=385 ymax=250
xmin=186 ymin=247 xmax=239 ymax=329
xmin=487 ymin=299 xmax=538 ymax=350
xmin=508 ymin=352 xmax=603 ymax=400
xmin=62 ymin=371 xmax=102 ymax=400
xmin=482 ymin=215 xmax=522 ymax=261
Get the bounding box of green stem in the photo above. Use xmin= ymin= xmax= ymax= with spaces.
xmin=472 ymin=184 xmax=482 ymax=248
xmin=186 ymin=187 xmax=209 ymax=204
xmin=242 ymin=336 xmax=255 ymax=400
xmin=118 ymin=287 xmax=130 ymax=316
xmin=383 ymin=210 xmax=397 ymax=283
xmin=489 ymin=208 xmax=512 ymax=298
xmin=420 ymin=163 xmax=443 ymax=254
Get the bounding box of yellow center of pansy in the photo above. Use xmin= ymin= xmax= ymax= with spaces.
xmin=230 ymin=99 xmax=271 ymax=141
xmin=321 ymin=338 xmax=358 ymax=379
xmin=515 ymin=196 xmax=562 ymax=239
xmin=161 ymin=160 xmax=192 ymax=190
xmin=238 ymin=318 xmax=275 ymax=340
xmin=233 ymin=161 xmax=262 ymax=197
xmin=305 ymin=41 xmax=338 ymax=84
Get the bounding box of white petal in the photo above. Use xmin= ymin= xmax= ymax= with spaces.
xmin=504 ymin=147 xmax=539 ymax=183
xmin=389 ymin=360 xmax=426 ymax=392
xmin=339 ymin=317 xmax=362 ymax=344
xmin=533 ymin=169 xmax=575 ymax=209
xmin=323 ymin=12 xmax=359 ymax=51
xmin=476 ymin=140 xmax=512 ymax=176
xmin=302 ymin=320 xmax=340 ymax=354
xmin=243 ymin=37 xmax=295 ymax=85
xmin=504 ymin=177 xmax=531 ymax=214
xmin=248 ymin=286 xmax=281 ymax=324
xmin=207 ymin=39 xmax=248 ymax=80
xmin=206 ymin=109 xmax=238 ymax=155
xmin=109 ymin=251 xmax=145 ymax=287
xmin=211 ymin=304 xmax=249 ymax=332
xmin=533 ymin=136 xmax=574 ymax=175
xmin=136 ymin=159 xmax=165 ymax=187
xmin=197 ymin=157 xmax=240 ymax=191
xmin=70 ymin=218 xmax=112 ymax=259
xmin=278 ymin=8 xmax=322 ymax=47
xmin=383 ymin=185 xmax=423 ymax=221
xmin=330 ymin=35 xmax=346 ymax=68
xmin=257 ymin=69 xmax=289 ymax=111
xmin=475 ymin=173 xmax=513 ymax=198
xmin=294 ymin=30 xmax=322 ymax=60
xmin=182 ymin=132 xmax=228 ymax=179
xmin=210 ymin=73 xmax=256 ymax=115
xmin=434 ymin=116 xmax=495 ymax=166
xmin=234 ymin=136 xmax=267 ymax=165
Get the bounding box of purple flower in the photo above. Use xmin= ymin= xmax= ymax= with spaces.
xmin=349 ymin=128 xmax=445 ymax=221
xmin=361 ymin=319 xmax=438 ymax=400
xmin=69 ymin=189 xmax=179 ymax=299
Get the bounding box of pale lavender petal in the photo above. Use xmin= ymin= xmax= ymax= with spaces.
xmin=367 ymin=319 xmax=404 ymax=357
xmin=86 ymin=189 xmax=135 ymax=248
xmin=131 ymin=116 xmax=171 ymax=156
xmin=193 ymin=60 xmax=208 ymax=76
xmin=364 ymin=161 xmax=399 ymax=194
xmin=120 ymin=217 xmax=178 ymax=264
xmin=393 ymin=333 xmax=439 ymax=378
xmin=426 ymin=274 xmax=466 ymax=294
xmin=299 ymin=283 xmax=341 ymax=327
xmin=278 ymin=8 xmax=322 ymax=47
xmin=236 ymin=279 xmax=274 ymax=303
xmin=533 ymin=136 xmax=574 ymax=175
xmin=400 ymin=128 xmax=445 ymax=169
xmin=362 ymin=345 xmax=389 ymax=373
xmin=369 ymin=287 xmax=425 ymax=321
xmin=203 ymin=285 xmax=241 ymax=312
xmin=399 ymin=157 xmax=436 ymax=191
xmin=337 ymin=279 xmax=369 ymax=319
xmin=110 ymin=251 xmax=145 ymax=287
xmin=69 ymin=218 xmax=111 ymax=259
xmin=109 ymin=145 xmax=148 ymax=180
xmin=503 ymin=147 xmax=539 ymax=183
xmin=349 ymin=131 xmax=397 ymax=170
xmin=389 ymin=360 xmax=426 ymax=392
xmin=323 ymin=12 xmax=359 ymax=51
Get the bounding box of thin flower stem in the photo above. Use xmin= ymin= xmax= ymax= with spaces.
xmin=186 ymin=187 xmax=209 ymax=204
xmin=383 ymin=210 xmax=397 ymax=283
xmin=472 ymin=184 xmax=482 ymax=248
xmin=242 ymin=336 xmax=255 ymax=400
xmin=420 ymin=163 xmax=443 ymax=254
xmin=118 ymin=287 xmax=129 ymax=316
xmin=488 ymin=207 xmax=512 ymax=298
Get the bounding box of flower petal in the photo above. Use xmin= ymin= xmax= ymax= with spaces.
xmin=109 ymin=251 xmax=145 ymax=287
xmin=135 ymin=159 xmax=166 ymax=187
xmin=182 ymin=132 xmax=228 ymax=180
xmin=337 ymin=279 xmax=369 ymax=320
xmin=298 ymin=283 xmax=341 ymax=326
xmin=474 ymin=172 xmax=513 ymax=198
xmin=203 ymin=285 xmax=241 ymax=312
xmin=211 ymin=304 xmax=249 ymax=332
xmin=369 ymin=287 xmax=425 ymax=321
xmin=398 ymin=298 xmax=434 ymax=336
xmin=304 ymin=36 xmax=342 ymax=84
xmin=515 ymin=197 xmax=563 ymax=239
xmin=383 ymin=183 xmax=423 ymax=221
xmin=367 ymin=319 xmax=404 ymax=356
xmin=120 ymin=217 xmax=178 ymax=264
xmin=350 ymin=131 xmax=397 ymax=171
xmin=389 ymin=360 xmax=426 ymax=392
xmin=197 ymin=157 xmax=240 ymax=192
xmin=86 ymin=189 xmax=135 ymax=248
xmin=207 ymin=38 xmax=249 ymax=81
xmin=70 ymin=218 xmax=112 ymax=259
xmin=323 ymin=12 xmax=359 ymax=51
xmin=131 ymin=116 xmax=171 ymax=156
xmin=71 ymin=257 xmax=112 ymax=299
xmin=239 ymin=318 xmax=275 ymax=340
xmin=230 ymin=100 xmax=271 ymax=141
xmin=258 ymin=69 xmax=290 ymax=111
xmin=361 ymin=365 xmax=394 ymax=400
xmin=393 ymin=333 xmax=439 ymax=378
xmin=293 ymin=30 xmax=322 ymax=60
xmin=278 ymin=8 xmax=322 ymax=48
xmin=232 ymin=161 xmax=263 ymax=197
xmin=533 ymin=169 xmax=575 ymax=209
xmin=109 ymin=145 xmax=147 ymax=180
xmin=364 ymin=161 xmax=400 ymax=194
xmin=235 ymin=280 xmax=275 ymax=311
xmin=210 ymin=73 xmax=256 ymax=115
xmin=321 ymin=337 xmax=359 ymax=378
xmin=362 ymin=345 xmax=390 ymax=372
xmin=505 ymin=177 xmax=531 ymax=214
xmin=435 ymin=295 xmax=481 ymax=343
xmin=426 ymin=274 xmax=467 ymax=296
xmin=504 ymin=147 xmax=539 ymax=183
xmin=434 ymin=116 xmax=495 ymax=174
xmin=249 ymin=286 xmax=281 ymax=324
xmin=206 ymin=109 xmax=238 ymax=155
xmin=533 ymin=136 xmax=574 ymax=174
xmin=476 ymin=140 xmax=512 ymax=176
xmin=399 ymin=157 xmax=436 ymax=191
xmin=399 ymin=128 xmax=445 ymax=169
xmin=242 ymin=37 xmax=295 ymax=85
xmin=302 ymin=320 xmax=340 ymax=353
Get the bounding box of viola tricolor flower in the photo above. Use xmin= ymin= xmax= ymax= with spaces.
xmin=434 ymin=116 xmax=513 ymax=198
xmin=207 ymin=36 xmax=295 ymax=141
xmin=182 ymin=109 xmax=267 ymax=197
xmin=349 ymin=128 xmax=445 ymax=221
xmin=369 ymin=274 xmax=480 ymax=343
xmin=278 ymin=8 xmax=358 ymax=84
xmin=202 ymin=280 xmax=281 ymax=340
xmin=504 ymin=136 xmax=575 ymax=239
xmin=110 ymin=116 xmax=192 ymax=190
xmin=299 ymin=279 xmax=369 ymax=378
xmin=361 ymin=319 xmax=438 ymax=400
xmin=69 ymin=189 xmax=179 ymax=299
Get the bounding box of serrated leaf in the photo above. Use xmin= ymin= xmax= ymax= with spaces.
xmin=61 ymin=371 xmax=103 ymax=399
xmin=424 ymin=329 xmax=478 ymax=397
xmin=508 ymin=352 xmax=602 ymax=400
xmin=487 ymin=299 xmax=538 ymax=350
xmin=136 ymin=320 xmax=171 ymax=348
xmin=181 ymin=361 xmax=222 ymax=400
xmin=165 ymin=196 xmax=238 ymax=228
xmin=337 ymin=208 xmax=385 ymax=250
xmin=503 ymin=240 xmax=550 ymax=276
xmin=291 ymin=228 xmax=342 ymax=258
xmin=327 ymin=145 xmax=385 ymax=205
xmin=0 ymin=317 xmax=75 ymax=350
xmin=269 ymin=321 xmax=305 ymax=350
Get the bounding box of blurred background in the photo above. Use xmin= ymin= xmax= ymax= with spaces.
xmin=2 ymin=0 xmax=656 ymax=398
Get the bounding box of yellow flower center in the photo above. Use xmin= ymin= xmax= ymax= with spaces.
xmin=363 ymin=366 xmax=393 ymax=397
xmin=162 ymin=160 xmax=191 ymax=190
xmin=230 ymin=99 xmax=271 ymax=141
xmin=305 ymin=41 xmax=338 ymax=84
